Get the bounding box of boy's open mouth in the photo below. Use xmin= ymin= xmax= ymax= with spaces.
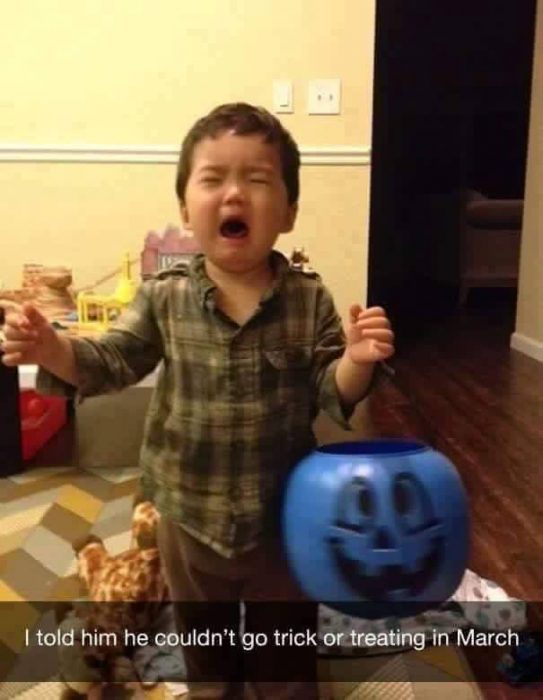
xmin=220 ymin=216 xmax=249 ymax=238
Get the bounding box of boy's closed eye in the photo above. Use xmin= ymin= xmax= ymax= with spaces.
xmin=246 ymin=166 xmax=273 ymax=184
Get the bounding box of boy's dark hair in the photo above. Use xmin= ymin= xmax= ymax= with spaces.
xmin=175 ymin=102 xmax=300 ymax=205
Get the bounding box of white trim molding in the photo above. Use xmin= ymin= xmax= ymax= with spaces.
xmin=300 ymin=146 xmax=370 ymax=166
xmin=0 ymin=143 xmax=371 ymax=166
xmin=510 ymin=332 xmax=543 ymax=363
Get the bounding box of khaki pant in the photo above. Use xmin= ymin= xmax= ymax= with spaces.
xmin=157 ymin=517 xmax=319 ymax=700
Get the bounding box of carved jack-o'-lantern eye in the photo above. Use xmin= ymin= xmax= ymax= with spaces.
xmin=357 ymin=484 xmax=374 ymax=517
xmin=336 ymin=477 xmax=376 ymax=532
xmin=392 ymin=474 xmax=436 ymax=532
xmin=393 ymin=477 xmax=412 ymax=514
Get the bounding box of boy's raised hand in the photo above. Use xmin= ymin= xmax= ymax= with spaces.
xmin=1 ymin=303 xmax=59 ymax=367
xmin=345 ymin=304 xmax=394 ymax=365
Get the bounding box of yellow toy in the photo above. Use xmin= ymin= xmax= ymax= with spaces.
xmin=77 ymin=253 xmax=137 ymax=333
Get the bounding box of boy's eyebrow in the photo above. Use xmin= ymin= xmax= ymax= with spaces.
xmin=245 ymin=164 xmax=274 ymax=174
xmin=196 ymin=163 xmax=276 ymax=174
xmin=196 ymin=164 xmax=225 ymax=174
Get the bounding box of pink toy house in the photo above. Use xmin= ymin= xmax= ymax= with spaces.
xmin=141 ymin=225 xmax=201 ymax=279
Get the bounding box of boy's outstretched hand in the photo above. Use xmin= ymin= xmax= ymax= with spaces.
xmin=1 ymin=303 xmax=60 ymax=367
xmin=345 ymin=304 xmax=394 ymax=365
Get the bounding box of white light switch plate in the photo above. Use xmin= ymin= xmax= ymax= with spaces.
xmin=273 ymin=80 xmax=293 ymax=113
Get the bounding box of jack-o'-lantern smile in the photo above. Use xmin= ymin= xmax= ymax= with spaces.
xmin=327 ymin=473 xmax=445 ymax=601
xmin=329 ymin=531 xmax=444 ymax=600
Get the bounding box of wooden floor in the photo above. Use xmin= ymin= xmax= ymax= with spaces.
xmin=361 ymin=289 xmax=543 ymax=603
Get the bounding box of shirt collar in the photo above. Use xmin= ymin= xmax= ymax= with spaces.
xmin=188 ymin=250 xmax=291 ymax=309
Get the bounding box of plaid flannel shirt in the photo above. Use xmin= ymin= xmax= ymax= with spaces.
xmin=38 ymin=251 xmax=360 ymax=557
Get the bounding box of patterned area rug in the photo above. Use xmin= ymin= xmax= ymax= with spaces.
xmin=0 ymin=466 xmax=505 ymax=699
xmin=0 ymin=465 xmax=141 ymax=601
xmin=0 ymin=465 xmax=141 ymax=693
xmin=321 ymin=650 xmax=483 ymax=697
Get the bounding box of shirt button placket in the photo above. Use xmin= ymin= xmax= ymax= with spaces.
xmin=229 ymin=332 xmax=245 ymax=547
xmin=229 ymin=438 xmax=242 ymax=536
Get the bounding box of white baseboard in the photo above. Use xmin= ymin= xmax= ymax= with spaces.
xmin=510 ymin=332 xmax=543 ymax=362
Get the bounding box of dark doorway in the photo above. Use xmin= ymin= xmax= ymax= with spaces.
xmin=368 ymin=0 xmax=536 ymax=348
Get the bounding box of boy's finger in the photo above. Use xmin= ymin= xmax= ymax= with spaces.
xmin=21 ymin=303 xmax=49 ymax=329
xmin=4 ymin=311 xmax=37 ymax=333
xmin=360 ymin=329 xmax=394 ymax=342
xmin=373 ymin=341 xmax=395 ymax=359
xmin=1 ymin=351 xmax=24 ymax=366
xmin=22 ymin=303 xmax=48 ymax=327
xmin=356 ymin=317 xmax=391 ymax=330
xmin=3 ymin=340 xmax=37 ymax=354
xmin=349 ymin=304 xmax=363 ymax=322
xmin=4 ymin=324 xmax=38 ymax=341
xmin=359 ymin=306 xmax=386 ymax=318
xmin=4 ymin=312 xmax=25 ymax=330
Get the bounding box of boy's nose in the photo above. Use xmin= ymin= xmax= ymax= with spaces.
xmin=223 ymin=180 xmax=246 ymax=201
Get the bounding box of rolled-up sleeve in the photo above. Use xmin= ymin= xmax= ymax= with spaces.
xmin=36 ymin=282 xmax=163 ymax=399
xmin=311 ymin=286 xmax=354 ymax=430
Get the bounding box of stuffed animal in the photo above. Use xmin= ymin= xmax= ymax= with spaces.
xmin=57 ymin=497 xmax=169 ymax=699
xmin=76 ymin=498 xmax=166 ymax=603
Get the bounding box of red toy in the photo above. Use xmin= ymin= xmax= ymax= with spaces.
xmin=19 ymin=390 xmax=67 ymax=460
xmin=26 ymin=396 xmax=47 ymax=419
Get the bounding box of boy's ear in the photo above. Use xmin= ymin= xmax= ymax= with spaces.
xmin=281 ymin=202 xmax=298 ymax=233
xmin=180 ymin=203 xmax=192 ymax=230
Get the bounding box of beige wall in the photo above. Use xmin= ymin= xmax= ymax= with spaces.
xmin=513 ymin=0 xmax=543 ymax=361
xmin=0 ymin=0 xmax=376 ymax=319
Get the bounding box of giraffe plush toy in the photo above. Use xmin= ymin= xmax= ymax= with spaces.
xmin=57 ymin=497 xmax=169 ymax=698
xmin=76 ymin=499 xmax=166 ymax=603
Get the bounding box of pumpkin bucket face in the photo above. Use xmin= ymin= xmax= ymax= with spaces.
xmin=283 ymin=440 xmax=469 ymax=618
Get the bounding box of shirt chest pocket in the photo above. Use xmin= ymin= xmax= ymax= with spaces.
xmin=260 ymin=345 xmax=313 ymax=402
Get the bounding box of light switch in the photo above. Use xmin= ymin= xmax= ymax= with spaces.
xmin=307 ymin=79 xmax=341 ymax=114
xmin=273 ymin=80 xmax=293 ymax=113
